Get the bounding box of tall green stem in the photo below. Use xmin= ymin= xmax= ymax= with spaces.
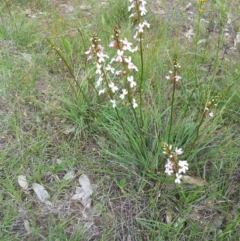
xmin=139 ymin=34 xmax=144 ymax=127
xmin=47 ymin=38 xmax=89 ymax=105
xmin=168 ymin=80 xmax=176 ymax=144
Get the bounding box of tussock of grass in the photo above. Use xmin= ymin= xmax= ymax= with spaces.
xmin=0 ymin=0 xmax=240 ymax=240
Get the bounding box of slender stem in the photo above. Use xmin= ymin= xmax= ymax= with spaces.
xmin=47 ymin=38 xmax=89 ymax=105
xmin=183 ymin=81 xmax=204 ymax=116
xmin=186 ymin=83 xmax=234 ymax=157
xmin=168 ymin=80 xmax=176 ymax=144
xmin=139 ymin=34 xmax=144 ymax=127
xmin=77 ymin=28 xmax=86 ymax=50
xmin=186 ymin=109 xmax=206 ymax=157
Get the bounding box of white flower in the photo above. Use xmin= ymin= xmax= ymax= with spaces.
xmin=138 ymin=23 xmax=144 ymax=33
xmin=96 ymin=63 xmax=102 ymax=74
xmin=110 ymin=99 xmax=116 ymax=108
xmin=133 ymin=31 xmax=139 ymax=39
xmin=132 ymin=98 xmax=138 ymax=108
xmin=131 ymin=46 xmax=138 ymax=52
xmin=127 ymin=75 xmax=137 ymax=88
xmin=85 ymin=48 xmax=91 ymax=55
xmin=130 ymin=80 xmax=137 ymax=88
xmin=115 ymin=49 xmax=124 ymax=62
xmin=96 ymin=75 xmax=103 ymax=87
xmin=139 ymin=5 xmax=147 ymax=16
xmin=98 ymin=89 xmax=105 ymax=95
xmin=128 ymin=3 xmax=135 ymax=11
xmin=175 ymin=75 xmax=181 ymax=82
xmin=175 ymin=173 xmax=182 ymax=184
xmin=165 ymin=159 xmax=173 ymax=169
xmin=174 ymin=63 xmax=181 ymax=69
xmin=129 ymin=13 xmax=136 ymax=18
xmin=128 ymin=62 xmax=138 ymax=71
xmin=175 ymin=148 xmax=183 ymax=156
xmin=165 ymin=168 xmax=174 ymax=176
xmin=122 ymin=38 xmax=134 ymax=52
xmin=106 ymin=65 xmax=115 ymax=74
xmin=166 ymin=71 xmax=173 ymax=80
xmin=109 ymin=82 xmax=118 ymax=93
xmin=97 ymin=52 xmax=109 ymax=63
xmin=165 ymin=159 xmax=173 ymax=176
xmin=178 ymin=160 xmax=189 ymax=174
xmin=86 ymin=55 xmax=93 ymax=61
xmin=116 ymin=70 xmax=123 ymax=76
xmin=127 ymin=75 xmax=134 ymax=82
xmin=209 ymin=112 xmax=214 ymax=117
xmin=140 ymin=0 xmax=147 ymax=5
xmin=142 ymin=20 xmax=150 ymax=28
xmin=109 ymin=41 xmax=115 ymax=47
xmin=120 ymin=89 xmax=128 ymax=99
xmin=124 ymin=56 xmax=132 ymax=64
xmin=125 ymin=56 xmax=138 ymax=71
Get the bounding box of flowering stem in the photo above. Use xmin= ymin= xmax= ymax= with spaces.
xmin=167 ymin=58 xmax=180 ymax=144
xmin=183 ymin=82 xmax=204 ymax=115
xmin=139 ymin=34 xmax=144 ymax=127
xmin=186 ymin=109 xmax=207 ymax=156
xmin=168 ymin=78 xmax=176 ymax=144
xmin=77 ymin=27 xmax=86 ymax=51
xmin=47 ymin=38 xmax=89 ymax=105
xmin=186 ymin=85 xmax=232 ymax=157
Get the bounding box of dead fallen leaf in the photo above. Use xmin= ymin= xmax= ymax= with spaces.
xmin=18 ymin=175 xmax=28 ymax=190
xmin=23 ymin=219 xmax=31 ymax=233
xmin=78 ymin=174 xmax=93 ymax=196
xmin=182 ymin=175 xmax=206 ymax=186
xmin=63 ymin=126 xmax=76 ymax=135
xmin=71 ymin=187 xmax=86 ymax=200
xmin=63 ymin=170 xmax=75 ymax=180
xmin=32 ymin=183 xmax=52 ymax=205
xmin=71 ymin=174 xmax=93 ymax=208
xmin=165 ymin=211 xmax=172 ymax=225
